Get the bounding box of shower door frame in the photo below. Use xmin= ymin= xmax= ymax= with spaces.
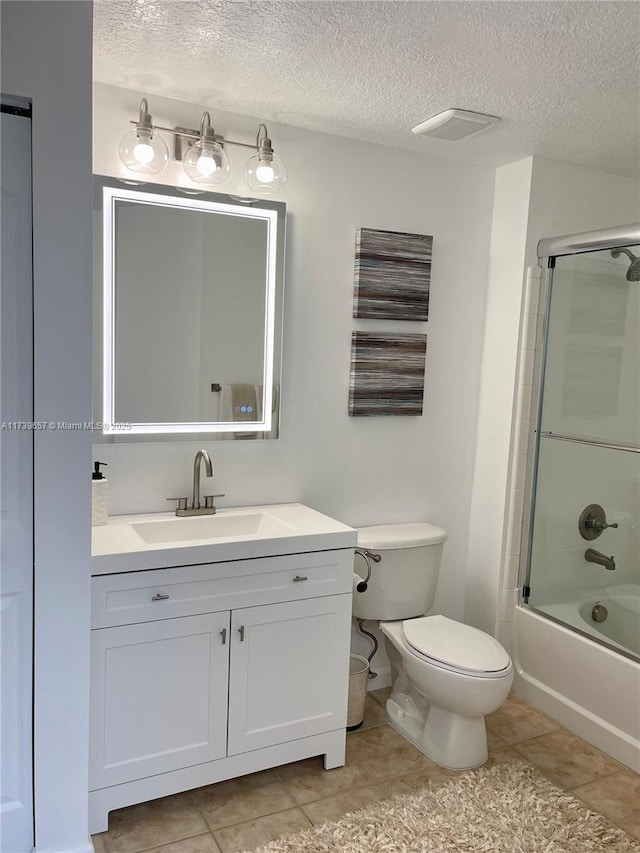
xmin=519 ymin=223 xmax=640 ymax=654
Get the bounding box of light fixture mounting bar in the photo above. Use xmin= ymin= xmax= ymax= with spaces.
xmin=128 ymin=120 xmax=256 ymax=156
xmin=172 ymin=125 xmax=225 ymax=163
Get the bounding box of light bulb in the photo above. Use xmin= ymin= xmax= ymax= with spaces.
xmin=133 ymin=140 xmax=155 ymax=166
xmin=183 ymin=140 xmax=229 ymax=185
xmin=255 ymin=162 xmax=275 ymax=183
xmin=196 ymin=151 xmax=218 ymax=177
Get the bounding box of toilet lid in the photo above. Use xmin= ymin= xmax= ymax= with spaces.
xmin=403 ymin=615 xmax=511 ymax=673
xmin=357 ymin=523 xmax=447 ymax=550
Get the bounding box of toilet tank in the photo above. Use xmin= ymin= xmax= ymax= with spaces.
xmin=352 ymin=523 xmax=447 ymax=621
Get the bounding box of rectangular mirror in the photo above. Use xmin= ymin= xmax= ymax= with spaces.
xmin=93 ymin=176 xmax=286 ymax=439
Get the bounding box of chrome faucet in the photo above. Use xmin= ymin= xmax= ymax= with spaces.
xmin=585 ymin=548 xmax=616 ymax=571
xmin=192 ymin=449 xmax=213 ymax=510
xmin=167 ymin=449 xmax=224 ymax=516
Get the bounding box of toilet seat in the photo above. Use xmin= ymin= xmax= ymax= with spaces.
xmin=402 ymin=615 xmax=512 ymax=679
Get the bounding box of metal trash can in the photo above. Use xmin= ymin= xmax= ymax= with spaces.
xmin=346 ymin=654 xmax=369 ymax=731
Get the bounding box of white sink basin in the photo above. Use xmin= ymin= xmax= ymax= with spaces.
xmin=132 ymin=512 xmax=291 ymax=544
xmin=91 ymin=503 xmax=357 ymax=575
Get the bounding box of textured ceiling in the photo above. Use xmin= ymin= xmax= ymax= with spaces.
xmin=93 ymin=1 xmax=640 ymax=178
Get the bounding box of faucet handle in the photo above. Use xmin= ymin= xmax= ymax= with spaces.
xmin=204 ymin=494 xmax=225 ymax=510
xmin=590 ymin=519 xmax=619 ymax=530
xmin=167 ymin=497 xmax=189 ymax=512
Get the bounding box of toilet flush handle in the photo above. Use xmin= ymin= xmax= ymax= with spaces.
xmin=354 ymin=548 xmax=381 ymax=592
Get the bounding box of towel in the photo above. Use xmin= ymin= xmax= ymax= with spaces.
xmin=218 ymin=384 xmax=261 ymax=440
xmin=231 ymin=384 xmax=261 ymax=422
xmin=218 ymin=384 xmax=279 ymax=439
xmin=218 ymin=384 xmax=261 ymax=423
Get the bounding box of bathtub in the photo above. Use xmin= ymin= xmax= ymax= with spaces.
xmin=512 ymin=592 xmax=640 ymax=773
xmin=536 ymin=583 xmax=640 ymax=660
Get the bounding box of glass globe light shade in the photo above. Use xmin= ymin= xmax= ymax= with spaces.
xmin=243 ymin=152 xmax=288 ymax=195
xmin=118 ymin=128 xmax=169 ymax=175
xmin=183 ymin=141 xmax=230 ymax=185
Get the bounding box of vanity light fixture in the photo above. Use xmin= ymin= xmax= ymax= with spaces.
xmin=117 ymin=98 xmax=169 ymax=174
xmin=119 ymin=98 xmax=287 ymax=193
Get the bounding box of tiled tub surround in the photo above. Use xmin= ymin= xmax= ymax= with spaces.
xmin=502 ymin=266 xmax=640 ymax=772
xmin=91 ymin=691 xmax=640 ymax=853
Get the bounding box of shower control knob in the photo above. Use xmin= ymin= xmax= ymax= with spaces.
xmin=578 ymin=504 xmax=618 ymax=541
xmin=589 ymin=519 xmax=618 ymax=531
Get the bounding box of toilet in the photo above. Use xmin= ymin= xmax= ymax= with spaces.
xmin=353 ymin=522 xmax=513 ymax=770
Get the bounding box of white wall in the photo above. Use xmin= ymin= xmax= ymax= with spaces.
xmin=467 ymin=155 xmax=640 ymax=638
xmin=93 ymin=84 xmax=496 ymax=623
xmin=1 ymin=3 xmax=94 ymax=851
xmin=525 ymin=158 xmax=640 ymax=265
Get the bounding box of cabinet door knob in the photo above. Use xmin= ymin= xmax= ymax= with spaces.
xmin=238 ymin=625 xmax=245 ymax=642
xmin=293 ymin=575 xmax=308 ymax=583
xmin=220 ymin=627 xmax=227 ymax=645
xmin=151 ymin=593 xmax=170 ymax=601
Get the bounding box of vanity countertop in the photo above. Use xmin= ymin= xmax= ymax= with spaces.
xmin=91 ymin=502 xmax=356 ymax=575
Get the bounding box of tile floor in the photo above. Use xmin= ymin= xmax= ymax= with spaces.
xmin=92 ymin=691 xmax=640 ymax=853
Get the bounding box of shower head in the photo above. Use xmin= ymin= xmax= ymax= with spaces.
xmin=611 ymin=247 xmax=640 ymax=281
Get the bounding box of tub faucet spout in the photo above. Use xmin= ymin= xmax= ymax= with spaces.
xmin=584 ymin=548 xmax=615 ymax=571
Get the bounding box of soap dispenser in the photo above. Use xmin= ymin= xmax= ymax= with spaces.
xmin=92 ymin=461 xmax=108 ymax=526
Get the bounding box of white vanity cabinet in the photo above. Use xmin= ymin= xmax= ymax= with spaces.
xmin=88 ymin=544 xmax=354 ymax=834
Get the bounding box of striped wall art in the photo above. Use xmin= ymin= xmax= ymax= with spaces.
xmin=353 ymin=227 xmax=433 ymax=320
xmin=349 ymin=332 xmax=427 ymax=416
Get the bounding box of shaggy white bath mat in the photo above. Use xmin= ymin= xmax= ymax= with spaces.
xmin=245 ymin=761 xmax=639 ymax=852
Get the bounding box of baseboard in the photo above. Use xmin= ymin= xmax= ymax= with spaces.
xmin=33 ymin=841 xmax=94 ymax=853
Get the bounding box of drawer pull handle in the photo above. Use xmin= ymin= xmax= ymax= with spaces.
xmin=293 ymin=575 xmax=308 ymax=583
xmin=238 ymin=625 xmax=245 ymax=642
xmin=151 ymin=593 xmax=170 ymax=602
xmin=220 ymin=628 xmax=227 ymax=645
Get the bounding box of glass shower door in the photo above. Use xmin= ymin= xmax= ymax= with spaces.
xmin=526 ymin=245 xmax=640 ymax=660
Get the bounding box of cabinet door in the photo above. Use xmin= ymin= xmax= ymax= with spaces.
xmin=228 ymin=594 xmax=351 ymax=755
xmin=90 ymin=612 xmax=230 ymax=789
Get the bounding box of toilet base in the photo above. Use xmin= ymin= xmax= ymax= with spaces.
xmin=386 ymin=693 xmax=488 ymax=771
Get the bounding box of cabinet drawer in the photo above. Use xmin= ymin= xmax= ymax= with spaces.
xmin=91 ymin=549 xmax=353 ymax=628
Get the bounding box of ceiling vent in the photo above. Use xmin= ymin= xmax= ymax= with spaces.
xmin=411 ymin=109 xmax=500 ymax=141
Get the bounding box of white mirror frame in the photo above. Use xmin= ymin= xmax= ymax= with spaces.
xmin=102 ymin=186 xmax=279 ymax=435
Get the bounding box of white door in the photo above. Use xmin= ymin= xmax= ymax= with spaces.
xmin=228 ymin=595 xmax=352 ymax=755
xmin=0 ymin=103 xmax=34 ymax=853
xmin=89 ymin=612 xmax=231 ymax=789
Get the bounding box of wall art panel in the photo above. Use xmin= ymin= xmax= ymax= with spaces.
xmin=353 ymin=228 xmax=432 ymax=320
xmin=349 ymin=331 xmax=427 ymax=416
